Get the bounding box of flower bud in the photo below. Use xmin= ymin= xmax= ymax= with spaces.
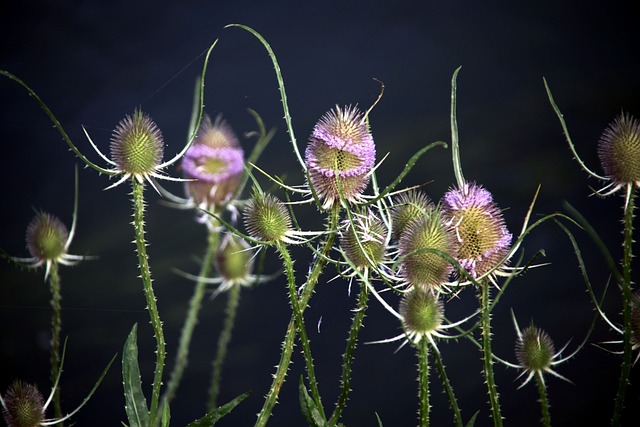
xmin=215 ymin=233 xmax=254 ymax=284
xmin=399 ymin=288 xmax=444 ymax=343
xmin=110 ymin=109 xmax=164 ymax=177
xmin=515 ymin=323 xmax=555 ymax=373
xmin=243 ymin=193 xmax=292 ymax=244
xmin=598 ymin=112 xmax=640 ymax=187
xmin=1 ymin=381 xmax=45 ymax=427
xmin=442 ymin=182 xmax=511 ymax=279
xmin=390 ymin=190 xmax=434 ymax=241
xmin=182 ymin=115 xmax=244 ymax=210
xmin=398 ymin=206 xmax=455 ymax=290
xmin=26 ymin=212 xmax=69 ymax=262
xmin=340 ymin=212 xmax=387 ymax=269
xmin=305 ymin=105 xmax=376 ymax=208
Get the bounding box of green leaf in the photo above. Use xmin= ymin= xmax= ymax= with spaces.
xmin=161 ymin=401 xmax=170 ymax=427
xmin=122 ymin=323 xmax=150 ymax=427
xmin=464 ymin=410 xmax=480 ymax=427
xmin=375 ymin=412 xmax=384 ymax=427
xmin=298 ymin=376 xmax=325 ymax=427
xmin=186 ymin=391 xmax=251 ymax=427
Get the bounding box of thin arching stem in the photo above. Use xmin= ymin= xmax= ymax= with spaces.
xmin=131 ymin=179 xmax=165 ymax=426
xmin=432 ymin=348 xmax=463 ymax=427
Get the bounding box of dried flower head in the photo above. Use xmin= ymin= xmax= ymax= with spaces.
xmin=510 ymin=312 xmax=574 ymax=388
xmin=398 ymin=206 xmax=456 ymax=291
xmin=442 ymin=182 xmax=512 ymax=280
xmin=399 ymin=288 xmax=444 ymax=346
xmin=215 ymin=233 xmax=254 ymax=286
xmin=243 ymin=193 xmax=298 ymax=245
xmin=305 ymin=105 xmax=376 ymax=208
xmin=15 ymin=211 xmax=84 ymax=279
xmin=340 ymin=210 xmax=388 ymax=270
xmin=1 ymin=381 xmax=44 ymax=427
xmin=182 ymin=115 xmax=244 ymax=211
xmin=110 ymin=109 xmax=164 ymax=180
xmin=390 ymin=189 xmax=434 ymax=241
xmin=597 ymin=112 xmax=640 ymax=199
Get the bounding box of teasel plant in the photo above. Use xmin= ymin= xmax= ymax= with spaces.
xmin=0 ymin=39 xmax=246 ymax=426
xmin=0 ymin=168 xmax=90 ymax=424
xmin=545 ymin=78 xmax=640 ymax=426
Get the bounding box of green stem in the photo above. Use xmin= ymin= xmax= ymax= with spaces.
xmin=162 ymin=227 xmax=219 ymax=415
xmin=432 ymin=348 xmax=463 ymax=427
xmin=328 ymin=280 xmax=368 ymax=425
xmin=418 ymin=338 xmax=430 ymax=427
xmin=613 ymin=191 xmax=635 ymax=426
xmin=479 ymin=283 xmax=502 ymax=427
xmin=276 ymin=242 xmax=325 ymax=418
xmin=131 ymin=179 xmax=165 ymax=426
xmin=255 ymin=206 xmax=340 ymax=427
xmin=49 ymin=262 xmax=63 ymax=423
xmin=208 ymin=277 xmax=241 ymax=411
xmin=535 ymin=372 xmax=551 ymax=427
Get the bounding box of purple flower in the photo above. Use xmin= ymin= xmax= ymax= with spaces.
xmin=442 ymin=182 xmax=512 ymax=279
xmin=182 ymin=115 xmax=244 ymax=211
xmin=305 ymin=105 xmax=376 ymax=208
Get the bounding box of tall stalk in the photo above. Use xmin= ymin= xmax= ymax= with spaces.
xmin=613 ymin=192 xmax=636 ymax=426
xmin=479 ymin=282 xmax=502 ymax=427
xmin=131 ymin=179 xmax=165 ymax=426
xmin=49 ymin=262 xmax=63 ymax=423
xmin=418 ymin=338 xmax=430 ymax=427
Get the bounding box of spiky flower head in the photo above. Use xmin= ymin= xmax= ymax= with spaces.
xmin=390 ymin=189 xmax=434 ymax=241
xmin=340 ymin=211 xmax=388 ymax=270
xmin=26 ymin=212 xmax=69 ymax=263
xmin=110 ymin=109 xmax=164 ymax=180
xmin=215 ymin=233 xmax=254 ymax=285
xmin=442 ymin=182 xmax=512 ymax=279
xmin=182 ymin=115 xmax=245 ymax=210
xmin=598 ymin=112 xmax=640 ymax=188
xmin=305 ymin=105 xmax=376 ymax=208
xmin=515 ymin=323 xmax=555 ymax=375
xmin=398 ymin=206 xmax=455 ymax=290
xmin=1 ymin=380 xmax=45 ymax=427
xmin=399 ymin=288 xmax=444 ymax=345
xmin=243 ymin=193 xmax=293 ymax=244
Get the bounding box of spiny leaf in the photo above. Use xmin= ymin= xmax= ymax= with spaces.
xmin=186 ymin=391 xmax=251 ymax=427
xmin=122 ymin=323 xmax=149 ymax=427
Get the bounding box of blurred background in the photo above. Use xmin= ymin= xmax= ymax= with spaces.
xmin=1 ymin=1 xmax=640 ymax=425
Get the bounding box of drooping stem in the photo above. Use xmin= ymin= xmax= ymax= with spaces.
xmin=535 ymin=372 xmax=551 ymax=427
xmin=131 ymin=179 xmax=165 ymax=426
xmin=432 ymin=348 xmax=463 ymax=427
xmin=613 ymin=191 xmax=635 ymax=426
xmin=208 ymin=276 xmax=241 ymax=411
xmin=276 ymin=242 xmax=324 ymax=418
xmin=255 ymin=206 xmax=339 ymax=427
xmin=418 ymin=338 xmax=430 ymax=427
xmin=49 ymin=262 xmax=63 ymax=423
xmin=328 ymin=279 xmax=368 ymax=425
xmin=163 ymin=226 xmax=219 ymax=415
xmin=479 ymin=283 xmax=502 ymax=427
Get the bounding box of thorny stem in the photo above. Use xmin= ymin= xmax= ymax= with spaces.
xmin=162 ymin=226 xmax=219 ymax=415
xmin=613 ymin=191 xmax=635 ymax=426
xmin=276 ymin=241 xmax=324 ymax=418
xmin=535 ymin=372 xmax=551 ymax=427
xmin=208 ymin=275 xmax=241 ymax=411
xmin=479 ymin=282 xmax=502 ymax=427
xmin=418 ymin=338 xmax=430 ymax=427
xmin=432 ymin=348 xmax=463 ymax=427
xmin=131 ymin=179 xmax=165 ymax=426
xmin=49 ymin=262 xmax=63 ymax=423
xmin=328 ymin=280 xmax=368 ymax=425
xmin=255 ymin=206 xmax=340 ymax=427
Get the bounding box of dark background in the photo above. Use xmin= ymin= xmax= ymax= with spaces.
xmin=2 ymin=1 xmax=640 ymax=426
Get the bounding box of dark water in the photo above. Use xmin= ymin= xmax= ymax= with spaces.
xmin=1 ymin=1 xmax=640 ymax=425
